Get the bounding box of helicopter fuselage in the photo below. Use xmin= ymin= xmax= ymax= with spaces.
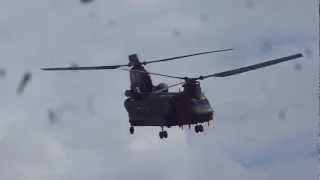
xmin=124 ymin=89 xmax=214 ymax=128
xmin=41 ymin=48 xmax=303 ymax=139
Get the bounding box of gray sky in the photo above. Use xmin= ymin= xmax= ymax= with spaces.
xmin=0 ymin=0 xmax=318 ymax=180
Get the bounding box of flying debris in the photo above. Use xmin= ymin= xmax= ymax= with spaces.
xmin=42 ymin=49 xmax=303 ymax=139
xmin=0 ymin=69 xmax=6 ymax=77
xmin=46 ymin=103 xmax=78 ymax=125
xmin=172 ymin=29 xmax=181 ymax=37
xmin=246 ymin=0 xmax=255 ymax=9
xmin=17 ymin=71 xmax=32 ymax=95
xmin=200 ymin=14 xmax=210 ymax=23
xmin=293 ymin=61 xmax=303 ymax=71
xmin=261 ymin=39 xmax=272 ymax=53
xmin=48 ymin=109 xmax=58 ymax=125
xmin=304 ymin=48 xmax=312 ymax=58
xmin=278 ymin=109 xmax=286 ymax=120
xmin=80 ymin=0 xmax=94 ymax=4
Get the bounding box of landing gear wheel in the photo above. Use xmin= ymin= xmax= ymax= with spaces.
xmin=199 ymin=125 xmax=204 ymax=132
xmin=159 ymin=131 xmax=168 ymax=139
xmin=163 ymin=131 xmax=168 ymax=138
xmin=195 ymin=125 xmax=203 ymax=133
xmin=129 ymin=127 xmax=134 ymax=134
xmin=159 ymin=131 xmax=164 ymax=139
xmin=195 ymin=125 xmax=199 ymax=133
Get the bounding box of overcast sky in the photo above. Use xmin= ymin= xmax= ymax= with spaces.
xmin=0 ymin=0 xmax=318 ymax=180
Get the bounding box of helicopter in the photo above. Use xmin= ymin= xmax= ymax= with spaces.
xmin=42 ymin=49 xmax=303 ymax=139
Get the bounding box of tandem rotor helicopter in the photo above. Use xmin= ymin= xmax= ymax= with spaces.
xmin=42 ymin=49 xmax=303 ymax=139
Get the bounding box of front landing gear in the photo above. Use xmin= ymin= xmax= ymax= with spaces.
xmin=194 ymin=124 xmax=204 ymax=133
xmin=129 ymin=126 xmax=134 ymax=134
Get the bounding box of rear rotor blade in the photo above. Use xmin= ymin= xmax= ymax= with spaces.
xmin=119 ymin=68 xmax=185 ymax=80
xmin=200 ymin=53 xmax=303 ymax=79
xmin=41 ymin=64 xmax=129 ymax=71
xmin=142 ymin=48 xmax=234 ymax=65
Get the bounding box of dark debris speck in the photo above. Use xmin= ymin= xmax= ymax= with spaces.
xmin=293 ymin=62 xmax=303 ymax=71
xmin=0 ymin=69 xmax=6 ymax=77
xmin=172 ymin=29 xmax=181 ymax=37
xmin=17 ymin=71 xmax=32 ymax=95
xmin=246 ymin=0 xmax=255 ymax=9
xmin=48 ymin=110 xmax=57 ymax=125
xmin=81 ymin=0 xmax=94 ymax=4
xmin=260 ymin=39 xmax=272 ymax=53
xmin=278 ymin=109 xmax=286 ymax=120
xmin=304 ymin=48 xmax=312 ymax=58
xmin=200 ymin=14 xmax=210 ymax=23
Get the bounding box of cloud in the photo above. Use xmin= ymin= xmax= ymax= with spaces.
xmin=233 ymin=130 xmax=317 ymax=168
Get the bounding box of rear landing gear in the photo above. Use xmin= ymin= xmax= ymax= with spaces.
xmin=129 ymin=126 xmax=134 ymax=134
xmin=195 ymin=124 xmax=204 ymax=133
xmin=159 ymin=130 xmax=168 ymax=139
xmin=159 ymin=126 xmax=168 ymax=139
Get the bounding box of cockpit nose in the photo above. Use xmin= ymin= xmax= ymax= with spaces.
xmin=129 ymin=53 xmax=140 ymax=66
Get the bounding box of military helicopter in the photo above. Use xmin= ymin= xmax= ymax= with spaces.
xmin=42 ymin=49 xmax=303 ymax=139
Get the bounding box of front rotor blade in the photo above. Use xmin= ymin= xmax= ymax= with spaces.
xmin=41 ymin=64 xmax=129 ymax=71
xmin=119 ymin=68 xmax=185 ymax=80
xmin=142 ymin=48 xmax=234 ymax=65
xmin=201 ymin=53 xmax=303 ymax=79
